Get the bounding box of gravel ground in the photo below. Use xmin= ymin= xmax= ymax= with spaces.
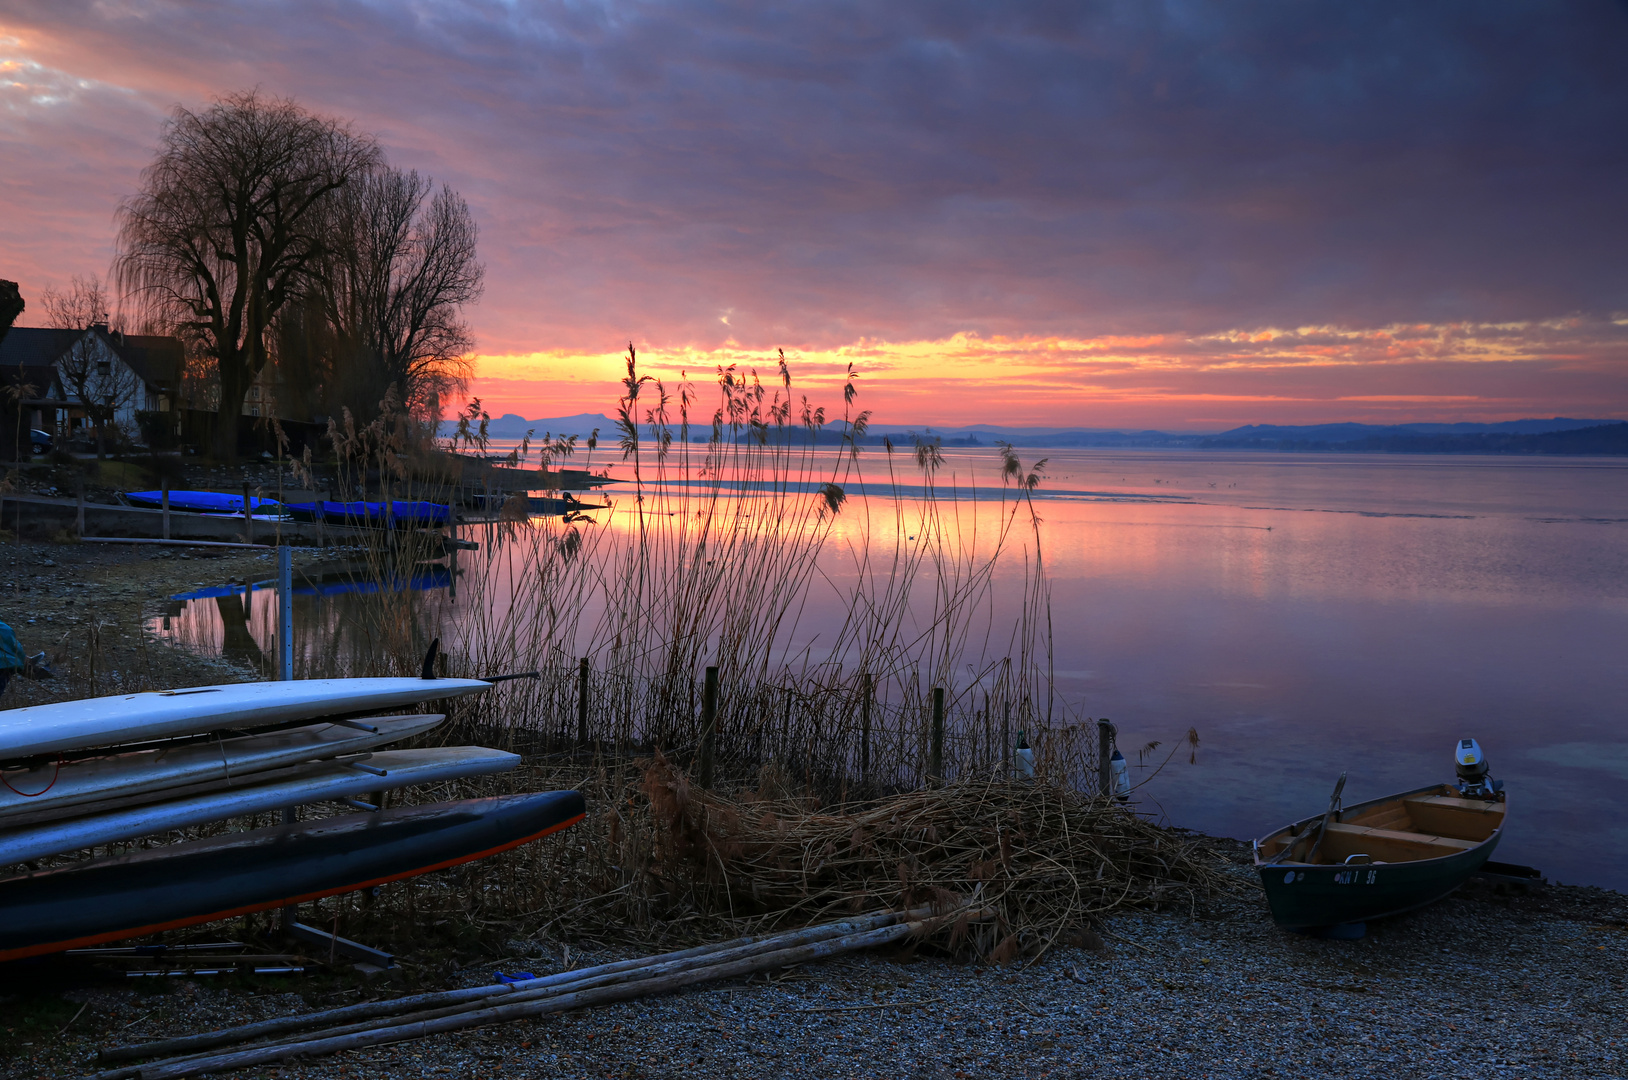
xmin=4 ymin=851 xmax=1623 ymax=1080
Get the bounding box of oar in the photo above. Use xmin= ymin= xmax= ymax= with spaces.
xmin=1265 ymin=771 xmax=1346 ymax=865
xmin=1302 ymin=771 xmax=1347 ymax=865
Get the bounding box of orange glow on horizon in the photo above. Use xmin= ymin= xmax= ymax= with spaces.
xmin=462 ymin=322 xmax=1628 ymax=430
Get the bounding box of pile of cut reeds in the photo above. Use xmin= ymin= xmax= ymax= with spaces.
xmin=637 ymin=755 xmax=1237 ymax=961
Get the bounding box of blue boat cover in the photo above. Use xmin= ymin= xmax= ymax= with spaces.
xmin=125 ymin=490 xmax=283 ymax=514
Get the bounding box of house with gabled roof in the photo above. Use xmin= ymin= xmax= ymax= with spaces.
xmin=0 ymin=324 xmax=182 ymax=450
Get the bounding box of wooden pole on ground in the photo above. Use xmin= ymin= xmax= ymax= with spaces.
xmin=576 ymin=656 xmax=590 ymax=747
xmin=930 ymin=686 xmax=945 ymax=784
xmin=698 ymin=664 xmax=718 ymax=788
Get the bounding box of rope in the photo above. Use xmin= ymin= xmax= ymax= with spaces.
xmin=1 ymin=757 xmax=63 ymax=797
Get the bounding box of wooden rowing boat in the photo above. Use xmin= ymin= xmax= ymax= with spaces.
xmin=0 ymin=791 xmax=585 ymax=962
xmin=1253 ymin=782 xmax=1505 ymax=930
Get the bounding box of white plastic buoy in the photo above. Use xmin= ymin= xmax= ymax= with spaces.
xmin=1110 ymin=748 xmax=1130 ymax=802
xmin=1014 ymin=729 xmax=1036 ymax=780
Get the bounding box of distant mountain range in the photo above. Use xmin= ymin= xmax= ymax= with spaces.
xmin=440 ymin=414 xmax=1628 ymax=455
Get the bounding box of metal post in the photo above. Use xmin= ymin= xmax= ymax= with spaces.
xmin=1097 ymin=718 xmax=1114 ymax=799
xmin=161 ymin=479 xmax=170 ymax=540
xmin=278 ymin=544 xmax=294 ymax=681
xmin=448 ymin=506 xmax=458 ymax=601
xmin=75 ymin=476 xmax=85 ymax=537
xmin=930 ymin=686 xmax=945 ymax=785
xmin=576 ymin=656 xmax=590 ymax=747
xmin=859 ymin=672 xmax=872 ymax=784
xmin=699 ymin=664 xmax=719 ymax=789
xmin=241 ymin=481 xmax=252 ymax=545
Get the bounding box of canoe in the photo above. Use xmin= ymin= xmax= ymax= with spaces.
xmin=0 ymin=746 xmax=519 ymax=866
xmin=0 ymin=677 xmax=491 ymax=761
xmin=1254 ymin=782 xmax=1505 ymax=929
xmin=0 ymin=714 xmax=443 ymax=821
xmin=123 ymin=491 xmax=283 ymax=514
xmin=0 ymin=790 xmax=585 ymax=962
xmin=283 ymin=500 xmax=450 ymax=528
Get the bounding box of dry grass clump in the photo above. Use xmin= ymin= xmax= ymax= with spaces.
xmin=619 ymin=755 xmax=1235 ymax=962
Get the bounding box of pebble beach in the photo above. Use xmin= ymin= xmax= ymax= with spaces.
xmin=5 ymin=843 xmax=1623 ymax=1080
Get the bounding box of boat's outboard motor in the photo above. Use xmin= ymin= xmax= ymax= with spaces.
xmin=1454 ymin=738 xmax=1502 ymax=799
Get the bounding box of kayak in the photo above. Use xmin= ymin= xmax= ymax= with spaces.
xmin=0 ymin=714 xmax=444 ymax=821
xmin=0 ymin=677 xmax=491 ymax=761
xmin=283 ymin=501 xmax=451 ymax=528
xmin=0 ymin=790 xmax=586 ymax=961
xmin=123 ymin=491 xmax=283 ymax=514
xmin=0 ymin=746 xmax=520 ymax=865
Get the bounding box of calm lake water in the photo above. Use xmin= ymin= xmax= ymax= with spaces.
xmin=151 ymin=449 xmax=1628 ymax=890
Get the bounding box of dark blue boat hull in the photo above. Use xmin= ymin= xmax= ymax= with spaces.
xmin=0 ymin=790 xmax=584 ymax=962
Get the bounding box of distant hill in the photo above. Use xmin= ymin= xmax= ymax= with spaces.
xmin=1203 ymin=421 xmax=1628 ymax=455
xmin=440 ymin=413 xmax=616 ymax=440
xmin=1208 ymin=418 xmax=1612 ymax=443
xmin=441 ymin=413 xmax=1627 ymax=455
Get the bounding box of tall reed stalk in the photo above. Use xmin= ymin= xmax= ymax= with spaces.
xmin=299 ymin=351 xmax=1096 ymax=796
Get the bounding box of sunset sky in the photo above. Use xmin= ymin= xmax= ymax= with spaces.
xmin=3 ymin=2 xmax=1626 ymax=430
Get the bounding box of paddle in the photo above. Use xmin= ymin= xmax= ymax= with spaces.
xmin=1266 ymin=771 xmax=1346 ymax=865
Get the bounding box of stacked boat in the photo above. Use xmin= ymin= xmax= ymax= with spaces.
xmin=0 ymin=677 xmax=585 ymax=963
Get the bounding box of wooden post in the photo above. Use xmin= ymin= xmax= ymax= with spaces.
xmin=1002 ymin=697 xmax=1011 ymax=777
xmin=930 ymin=686 xmax=945 ymax=785
xmin=75 ymin=476 xmax=85 ymax=537
xmin=1097 ymin=718 xmax=1114 ymax=799
xmin=242 ymin=481 xmax=252 ymax=545
xmin=576 ymin=656 xmax=590 ymax=747
xmin=698 ymin=665 xmax=719 ymax=789
xmin=859 ymin=672 xmax=872 ymax=784
xmin=161 ymin=479 xmax=170 ymax=540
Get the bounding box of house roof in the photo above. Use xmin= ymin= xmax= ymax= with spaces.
xmin=0 ymin=327 xmax=84 ymax=370
xmin=0 ymin=326 xmax=183 ymax=394
xmin=108 ymin=333 xmax=182 ymax=391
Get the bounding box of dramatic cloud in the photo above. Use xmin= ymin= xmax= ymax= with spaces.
xmin=3 ymin=1 xmax=1627 ymax=424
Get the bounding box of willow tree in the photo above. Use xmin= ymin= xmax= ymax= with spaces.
xmin=310 ymin=167 xmax=483 ymax=423
xmin=114 ymin=91 xmax=378 ymax=459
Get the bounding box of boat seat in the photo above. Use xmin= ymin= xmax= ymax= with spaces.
xmin=1401 ymin=795 xmax=1504 ymax=842
xmin=1321 ymin=822 xmax=1478 ymax=863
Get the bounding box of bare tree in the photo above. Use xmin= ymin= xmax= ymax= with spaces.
xmin=0 ymin=280 xmax=22 ymax=346
xmin=114 ymin=90 xmax=378 ymax=460
xmin=313 ymin=167 xmax=483 ymax=423
xmin=41 ymin=275 xmax=140 ymax=458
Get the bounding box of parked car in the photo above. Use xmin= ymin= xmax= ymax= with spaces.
xmin=29 ymin=429 xmax=52 ymax=456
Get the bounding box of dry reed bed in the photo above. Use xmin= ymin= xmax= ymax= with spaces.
xmin=323 ymin=755 xmax=1238 ymax=966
